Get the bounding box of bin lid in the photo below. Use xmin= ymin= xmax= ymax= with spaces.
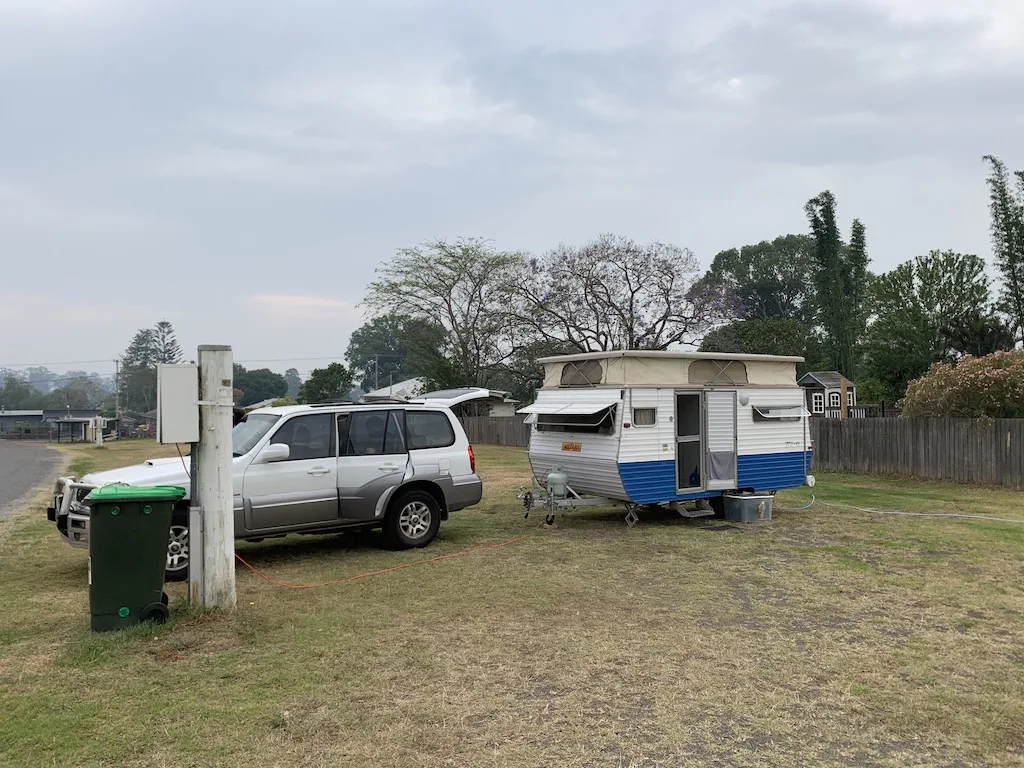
xmin=84 ymin=485 xmax=186 ymax=503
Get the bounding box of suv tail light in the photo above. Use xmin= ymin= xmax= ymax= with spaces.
xmin=468 ymin=445 xmax=476 ymax=473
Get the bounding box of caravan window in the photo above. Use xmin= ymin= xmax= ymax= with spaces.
xmin=560 ymin=360 xmax=604 ymax=387
xmin=688 ymin=360 xmax=748 ymax=385
xmin=536 ymin=406 xmax=616 ymax=435
xmin=632 ymin=408 xmax=656 ymax=427
xmin=752 ymin=405 xmax=807 ymax=423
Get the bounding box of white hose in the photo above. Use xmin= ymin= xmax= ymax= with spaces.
xmin=775 ymin=495 xmax=1024 ymax=524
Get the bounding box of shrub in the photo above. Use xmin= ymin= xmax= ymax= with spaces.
xmin=901 ymin=350 xmax=1024 ymax=418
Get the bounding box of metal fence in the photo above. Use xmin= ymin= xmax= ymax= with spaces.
xmin=462 ymin=415 xmax=1024 ymax=487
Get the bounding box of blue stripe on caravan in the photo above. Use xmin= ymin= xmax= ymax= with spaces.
xmin=617 ymin=451 xmax=813 ymax=504
xmin=737 ymin=451 xmax=814 ymax=492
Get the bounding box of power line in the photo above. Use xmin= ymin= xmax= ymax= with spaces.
xmin=0 ymin=358 xmax=117 ymax=368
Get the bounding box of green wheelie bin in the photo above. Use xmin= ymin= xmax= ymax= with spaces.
xmin=84 ymin=485 xmax=186 ymax=632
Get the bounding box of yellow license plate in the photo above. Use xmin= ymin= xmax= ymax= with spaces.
xmin=561 ymin=442 xmax=582 ymax=452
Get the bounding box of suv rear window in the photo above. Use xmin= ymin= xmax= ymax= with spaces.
xmin=406 ymin=411 xmax=456 ymax=449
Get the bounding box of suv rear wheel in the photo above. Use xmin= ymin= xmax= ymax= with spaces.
xmin=383 ymin=490 xmax=440 ymax=549
xmin=166 ymin=515 xmax=189 ymax=582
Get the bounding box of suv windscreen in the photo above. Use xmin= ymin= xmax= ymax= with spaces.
xmin=232 ymin=413 xmax=281 ymax=456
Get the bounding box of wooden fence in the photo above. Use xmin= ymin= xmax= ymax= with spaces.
xmin=461 ymin=416 xmax=531 ymax=448
xmin=808 ymin=418 xmax=1024 ymax=487
xmin=463 ymin=415 xmax=1024 ymax=487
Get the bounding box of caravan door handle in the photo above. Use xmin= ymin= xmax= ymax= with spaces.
xmin=306 ymin=466 xmax=332 ymax=477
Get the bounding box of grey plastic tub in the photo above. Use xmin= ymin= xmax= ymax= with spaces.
xmin=723 ymin=493 xmax=773 ymax=523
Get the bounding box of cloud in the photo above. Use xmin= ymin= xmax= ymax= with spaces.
xmin=1 ymin=0 xmax=1022 ymax=368
xmin=249 ymin=295 xmax=364 ymax=322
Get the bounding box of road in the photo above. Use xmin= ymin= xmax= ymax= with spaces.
xmin=0 ymin=441 xmax=62 ymax=521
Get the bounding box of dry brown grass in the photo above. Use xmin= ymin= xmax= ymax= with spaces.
xmin=1 ymin=442 xmax=1022 ymax=767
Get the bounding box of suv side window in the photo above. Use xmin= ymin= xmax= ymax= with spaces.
xmin=406 ymin=411 xmax=455 ymax=449
xmin=344 ymin=411 xmax=407 ymax=456
xmin=270 ymin=414 xmax=335 ymax=461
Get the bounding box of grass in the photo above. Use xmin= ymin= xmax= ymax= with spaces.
xmin=1 ymin=442 xmax=1023 ymax=767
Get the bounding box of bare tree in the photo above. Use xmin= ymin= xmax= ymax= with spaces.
xmin=516 ymin=234 xmax=732 ymax=351
xmin=363 ymin=238 xmax=525 ymax=388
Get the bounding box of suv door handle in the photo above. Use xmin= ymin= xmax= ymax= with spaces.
xmin=307 ymin=467 xmax=332 ymax=476
xmin=378 ymin=464 xmax=400 ymax=473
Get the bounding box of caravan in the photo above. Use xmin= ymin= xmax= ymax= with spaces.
xmin=518 ymin=351 xmax=814 ymax=522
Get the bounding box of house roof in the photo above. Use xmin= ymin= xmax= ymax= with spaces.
xmin=0 ymin=410 xmax=43 ymax=417
xmin=537 ymin=350 xmax=805 ymax=364
xmin=798 ymin=371 xmax=854 ymax=388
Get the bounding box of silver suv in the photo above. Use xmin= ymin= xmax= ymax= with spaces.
xmin=49 ymin=397 xmax=485 ymax=580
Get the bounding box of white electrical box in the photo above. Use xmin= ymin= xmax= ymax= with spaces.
xmin=157 ymin=363 xmax=200 ymax=444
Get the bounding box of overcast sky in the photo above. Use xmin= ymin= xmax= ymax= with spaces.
xmin=2 ymin=0 xmax=1022 ymax=379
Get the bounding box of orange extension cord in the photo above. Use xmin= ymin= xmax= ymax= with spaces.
xmin=233 ymin=534 xmax=532 ymax=590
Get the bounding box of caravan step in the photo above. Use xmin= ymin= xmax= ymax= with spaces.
xmin=677 ymin=508 xmax=716 ymax=518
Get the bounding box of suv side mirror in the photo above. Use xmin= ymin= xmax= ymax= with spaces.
xmin=257 ymin=443 xmax=290 ymax=463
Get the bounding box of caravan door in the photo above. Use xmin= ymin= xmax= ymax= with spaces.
xmin=704 ymin=391 xmax=738 ymax=490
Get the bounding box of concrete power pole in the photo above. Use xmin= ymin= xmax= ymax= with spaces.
xmin=192 ymin=345 xmax=236 ymax=611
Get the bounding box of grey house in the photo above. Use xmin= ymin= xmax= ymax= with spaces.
xmin=798 ymin=371 xmax=856 ymax=416
xmin=0 ymin=410 xmax=44 ymax=435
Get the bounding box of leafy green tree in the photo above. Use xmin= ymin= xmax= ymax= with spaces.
xmin=153 ymin=320 xmax=183 ymax=364
xmin=284 ymin=368 xmax=302 ymax=399
xmin=25 ymin=366 xmax=56 ymax=394
xmin=1 ymin=375 xmax=43 ymax=409
xmin=805 ymin=191 xmax=870 ymax=378
xmin=864 ymin=251 xmax=994 ymax=397
xmin=345 ymin=314 xmax=416 ymax=391
xmin=43 ymin=380 xmax=106 ymax=409
xmin=944 ymin=309 xmax=1016 ymax=358
xmin=699 ymin=317 xmax=825 ymax=375
xmin=982 ymin=155 xmax=1024 ymax=343
xmin=232 ymin=364 xmax=288 ymax=407
xmin=365 ymin=238 xmax=523 ymax=387
xmin=120 ymin=328 xmax=158 ymax=413
xmin=695 ymin=234 xmax=816 ymax=323
xmin=700 ymin=317 xmax=810 ymax=355
xmin=299 ymin=363 xmax=355 ymax=403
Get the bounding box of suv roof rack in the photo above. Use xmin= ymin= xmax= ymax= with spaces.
xmin=308 ymin=399 xmax=358 ymax=407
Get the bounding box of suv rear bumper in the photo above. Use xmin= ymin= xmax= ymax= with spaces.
xmin=445 ymin=473 xmax=483 ymax=512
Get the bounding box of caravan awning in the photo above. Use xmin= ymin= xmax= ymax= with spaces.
xmin=517 ymin=399 xmax=620 ymax=415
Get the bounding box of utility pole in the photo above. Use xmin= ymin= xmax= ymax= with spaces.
xmin=374 ymin=354 xmax=379 ymax=391
xmin=192 ymin=345 xmax=236 ymax=611
xmin=114 ymin=358 xmax=120 ymax=421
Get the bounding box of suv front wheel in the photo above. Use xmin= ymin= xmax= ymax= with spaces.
xmin=383 ymin=490 xmax=440 ymax=549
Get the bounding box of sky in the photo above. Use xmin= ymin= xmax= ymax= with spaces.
xmin=1 ymin=0 xmax=1023 ymax=379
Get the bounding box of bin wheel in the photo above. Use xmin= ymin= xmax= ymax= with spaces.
xmin=142 ymin=602 xmax=169 ymax=624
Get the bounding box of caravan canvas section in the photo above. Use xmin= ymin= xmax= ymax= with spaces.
xmin=518 ymin=351 xmax=814 ymax=519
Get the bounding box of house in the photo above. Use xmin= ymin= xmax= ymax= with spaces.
xmin=0 ymin=409 xmax=44 ymax=436
xmin=0 ymin=408 xmax=103 ymax=440
xmin=798 ymin=372 xmax=856 ymax=416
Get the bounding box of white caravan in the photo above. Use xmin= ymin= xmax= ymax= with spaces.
xmin=518 ymin=351 xmax=814 ymax=521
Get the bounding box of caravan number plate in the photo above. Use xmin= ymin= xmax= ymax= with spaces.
xmin=561 ymin=442 xmax=583 ymax=452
